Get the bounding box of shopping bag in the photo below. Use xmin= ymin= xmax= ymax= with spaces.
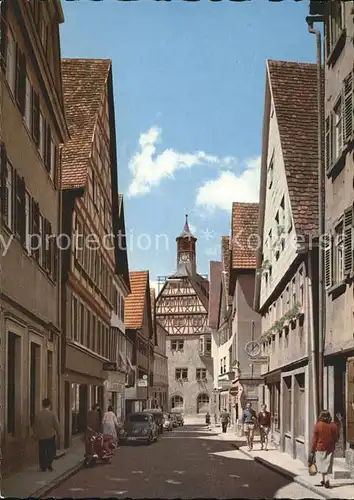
xmin=308 ymin=462 xmax=317 ymax=476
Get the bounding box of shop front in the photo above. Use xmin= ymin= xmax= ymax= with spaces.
xmin=106 ymin=370 xmax=126 ymax=421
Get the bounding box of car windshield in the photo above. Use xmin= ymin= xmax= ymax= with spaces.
xmin=128 ymin=414 xmax=149 ymax=423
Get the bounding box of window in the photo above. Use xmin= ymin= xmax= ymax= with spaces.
xmin=326 ymin=0 xmax=344 ymax=57
xmin=40 ymin=19 xmax=48 ymax=52
xmin=80 ymin=303 xmax=85 ymax=345
xmin=171 ymin=395 xmax=183 ymax=410
xmin=6 ymin=29 xmax=16 ymax=94
xmin=25 ymin=75 xmax=32 ymax=131
xmin=25 ymin=191 xmax=31 ymax=253
xmin=199 ymin=336 xmax=204 ymax=353
xmin=270 ymin=382 xmax=280 ymax=431
xmin=92 ymin=170 xmax=97 ymax=206
xmin=120 ymin=295 xmax=124 ymax=321
xmin=92 ymin=314 xmax=96 ymax=352
xmin=175 ymin=368 xmax=188 ymax=381
xmin=205 ymin=338 xmax=211 ymax=354
xmin=333 ymin=98 xmax=343 ymax=160
xmin=171 ymin=340 xmax=184 ymax=351
xmin=291 ymin=278 xmax=296 ymax=307
xmin=7 ymin=332 xmax=19 ymax=436
xmin=223 ymin=356 xmax=227 ymax=374
xmin=196 ymin=368 xmax=207 ymax=381
xmin=285 ymin=285 xmax=290 ymax=309
xmin=334 ymin=223 xmax=344 ymax=283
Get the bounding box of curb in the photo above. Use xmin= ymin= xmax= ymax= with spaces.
xmin=229 ymin=443 xmax=331 ymax=500
xmin=29 ymin=460 xmax=84 ymax=499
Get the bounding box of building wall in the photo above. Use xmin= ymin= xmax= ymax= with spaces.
xmin=167 ymin=335 xmax=213 ymax=415
xmin=0 ymin=1 xmax=65 ymax=474
xmin=260 ymin=98 xmax=297 ymax=309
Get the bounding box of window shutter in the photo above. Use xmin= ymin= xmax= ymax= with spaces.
xmin=14 ymin=171 xmax=20 ymax=236
xmin=0 ymin=143 xmax=8 ymax=216
xmin=344 ymin=206 xmax=354 ymax=275
xmin=343 ymin=72 xmax=353 ymax=144
xmin=324 ymin=233 xmax=332 ymax=290
xmin=19 ymin=176 xmax=26 ymax=245
xmin=32 ymin=90 xmax=40 ymax=146
xmin=17 ymin=51 xmax=26 ymax=116
xmin=32 ymin=198 xmax=40 ymax=261
xmin=52 ymin=233 xmax=58 ymax=282
xmin=45 ymin=123 xmax=51 ymax=172
xmin=0 ymin=0 xmax=8 ymax=70
xmin=325 ymin=115 xmax=332 ymax=171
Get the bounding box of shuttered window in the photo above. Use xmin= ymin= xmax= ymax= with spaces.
xmin=333 ymin=98 xmax=343 ymax=161
xmin=45 ymin=123 xmax=51 ymax=172
xmin=0 ymin=0 xmax=8 ymax=71
xmin=334 ymin=224 xmax=344 ymax=284
xmin=14 ymin=173 xmax=26 ymax=244
xmin=25 ymin=191 xmax=31 ymax=253
xmin=343 ymin=72 xmax=353 ymax=144
xmin=0 ymin=144 xmax=9 ymax=224
xmin=39 ymin=112 xmax=45 ymax=159
xmin=344 ymin=206 xmax=354 ymax=275
xmin=31 ymin=199 xmax=40 ymax=261
xmin=25 ymin=75 xmax=32 ymax=131
xmin=31 ymin=90 xmax=40 ymax=146
xmin=325 ymin=115 xmax=332 ymax=171
xmin=324 ymin=233 xmax=332 ymax=290
xmin=15 ymin=47 xmax=26 ymax=116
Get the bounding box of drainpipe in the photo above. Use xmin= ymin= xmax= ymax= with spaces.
xmin=308 ymin=251 xmax=318 ymax=423
xmin=306 ymin=15 xmax=325 ymax=414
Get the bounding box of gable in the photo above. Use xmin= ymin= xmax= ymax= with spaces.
xmin=156 ymin=278 xmax=207 ymax=315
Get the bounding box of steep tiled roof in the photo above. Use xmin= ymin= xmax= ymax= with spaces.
xmin=231 ymin=203 xmax=259 ymax=269
xmin=61 ymin=59 xmax=111 ymax=190
xmin=208 ymin=261 xmax=222 ymax=330
xmin=221 ymin=236 xmax=231 ymax=299
xmin=124 ymin=271 xmax=149 ymax=330
xmin=267 ymin=60 xmax=318 ymax=236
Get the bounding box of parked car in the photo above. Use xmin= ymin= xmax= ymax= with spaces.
xmin=143 ymin=409 xmax=164 ymax=434
xmin=170 ymin=413 xmax=179 ymax=428
xmin=119 ymin=412 xmax=158 ymax=445
xmin=172 ymin=411 xmax=184 ymax=426
xmin=163 ymin=413 xmax=173 ymax=431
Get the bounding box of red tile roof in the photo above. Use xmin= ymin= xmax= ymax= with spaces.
xmin=61 ymin=59 xmax=111 ymax=190
xmin=267 ymin=60 xmax=318 ymax=236
xmin=231 ymin=203 xmax=259 ymax=269
xmin=124 ymin=271 xmax=149 ymax=330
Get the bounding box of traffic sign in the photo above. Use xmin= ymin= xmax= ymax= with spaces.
xmin=229 ymin=386 xmax=239 ymax=396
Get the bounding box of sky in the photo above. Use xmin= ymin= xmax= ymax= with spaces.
xmin=60 ymin=0 xmax=317 ymax=290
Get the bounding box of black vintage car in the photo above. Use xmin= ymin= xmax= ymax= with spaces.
xmin=143 ymin=409 xmax=164 ymax=434
xmin=119 ymin=412 xmax=158 ymax=445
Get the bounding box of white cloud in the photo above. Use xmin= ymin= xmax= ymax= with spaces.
xmin=127 ymin=126 xmax=237 ymax=197
xmin=195 ymin=156 xmax=261 ymax=212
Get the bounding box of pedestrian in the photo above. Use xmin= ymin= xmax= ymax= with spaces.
xmin=34 ymin=398 xmax=60 ymax=472
xmin=310 ymin=410 xmax=341 ymax=489
xmin=220 ymin=408 xmax=230 ymax=433
xmin=242 ymin=402 xmax=257 ymax=451
xmin=258 ymin=404 xmax=271 ymax=451
xmin=102 ymin=405 xmax=119 ymax=444
xmin=205 ymin=412 xmax=211 ymax=430
xmin=87 ymin=403 xmax=101 ymax=433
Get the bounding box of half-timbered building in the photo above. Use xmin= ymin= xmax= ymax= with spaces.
xmin=0 ymin=0 xmax=69 ymax=473
xmin=60 ymin=58 xmax=129 ymax=447
xmin=155 ymin=217 xmax=213 ymax=416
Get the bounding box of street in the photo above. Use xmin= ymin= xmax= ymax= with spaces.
xmin=48 ymin=425 xmax=322 ymax=499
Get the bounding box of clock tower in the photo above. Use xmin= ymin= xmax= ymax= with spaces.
xmin=176 ymin=214 xmax=197 ymax=276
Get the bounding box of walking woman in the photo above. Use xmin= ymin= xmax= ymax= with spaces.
xmin=102 ymin=406 xmax=119 ymax=444
xmin=311 ymin=410 xmax=341 ymax=489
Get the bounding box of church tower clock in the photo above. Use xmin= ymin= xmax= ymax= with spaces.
xmin=176 ymin=215 xmax=197 ymax=276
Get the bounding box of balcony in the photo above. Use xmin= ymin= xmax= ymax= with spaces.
xmin=199 ymin=349 xmax=212 ymax=358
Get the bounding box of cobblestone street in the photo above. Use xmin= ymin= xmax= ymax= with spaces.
xmin=48 ymin=425 xmax=322 ymax=499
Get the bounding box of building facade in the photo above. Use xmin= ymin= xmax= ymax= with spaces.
xmin=229 ymin=203 xmax=262 ymax=432
xmin=254 ymin=60 xmax=319 ymax=464
xmin=0 ymin=0 xmax=69 ymax=473
xmin=310 ymin=0 xmax=354 ymax=466
xmin=59 ymin=59 xmax=126 ymax=447
xmin=150 ymin=289 xmax=169 ymax=410
xmin=124 ymin=271 xmax=154 ymax=414
xmin=155 ymin=217 xmax=213 ymax=417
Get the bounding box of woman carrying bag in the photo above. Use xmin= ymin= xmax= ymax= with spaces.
xmin=310 ymin=410 xmax=341 ymax=488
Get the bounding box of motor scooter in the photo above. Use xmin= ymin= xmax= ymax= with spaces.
xmin=84 ymin=427 xmax=117 ymax=467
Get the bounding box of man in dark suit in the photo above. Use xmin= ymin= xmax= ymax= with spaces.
xmin=34 ymin=399 xmax=60 ymax=472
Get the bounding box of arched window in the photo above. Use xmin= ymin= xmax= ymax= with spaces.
xmin=171 ymin=395 xmax=184 ymax=410
xmin=197 ymin=393 xmax=210 ymax=414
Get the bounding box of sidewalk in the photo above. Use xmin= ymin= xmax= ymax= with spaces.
xmin=2 ymin=440 xmax=84 ymax=498
xmin=211 ymin=426 xmax=354 ymax=499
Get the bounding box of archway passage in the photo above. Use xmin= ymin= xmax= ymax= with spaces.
xmin=197 ymin=393 xmax=210 ymax=414
xmin=171 ymin=394 xmax=184 ymax=410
